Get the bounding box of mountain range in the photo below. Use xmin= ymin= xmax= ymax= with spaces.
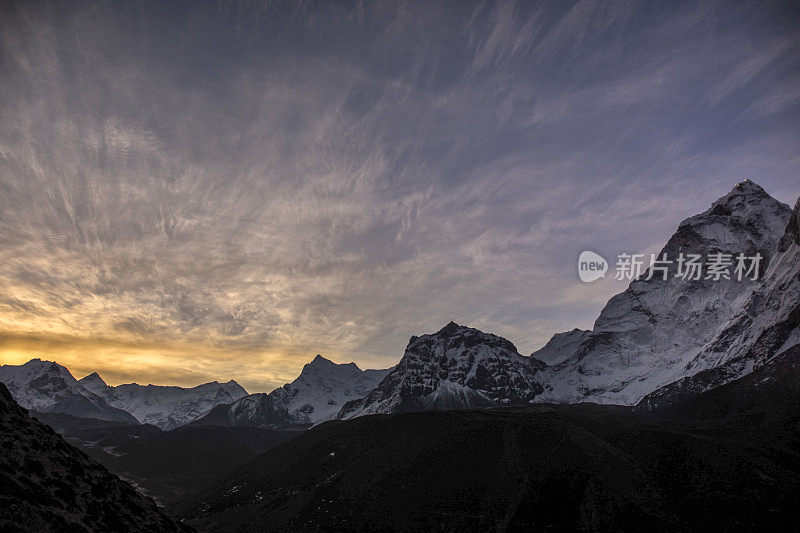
xmin=0 ymin=359 xmax=248 ymax=430
xmin=2 ymin=180 xmax=798 ymax=531
xmin=195 ymin=355 xmax=392 ymax=428
xmin=337 ymin=181 xmax=799 ymax=418
xmin=1 ymin=180 xmax=797 ymax=434
xmin=78 ymin=372 xmax=248 ymax=430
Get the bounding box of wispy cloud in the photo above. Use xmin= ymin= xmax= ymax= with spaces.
xmin=0 ymin=0 xmax=798 ymax=391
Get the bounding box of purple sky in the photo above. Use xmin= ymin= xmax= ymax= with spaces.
xmin=0 ymin=0 xmax=798 ymax=392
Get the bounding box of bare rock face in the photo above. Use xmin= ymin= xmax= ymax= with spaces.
xmin=0 ymin=382 xmax=191 ymax=532
xmin=338 ymin=322 xmax=546 ymax=419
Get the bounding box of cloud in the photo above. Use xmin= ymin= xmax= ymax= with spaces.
xmin=0 ymin=0 xmax=798 ymax=391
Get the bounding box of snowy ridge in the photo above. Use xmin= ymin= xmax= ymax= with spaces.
xmin=78 ymin=374 xmax=248 ymax=430
xmin=0 ymin=359 xmax=137 ymax=423
xmin=530 ymin=328 xmax=590 ymax=366
xmin=686 ymin=196 xmax=800 ymax=373
xmin=195 ymin=355 xmax=392 ymax=428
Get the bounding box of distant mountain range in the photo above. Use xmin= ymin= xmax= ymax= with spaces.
xmin=78 ymin=372 xmax=248 ymax=430
xmin=0 ymin=359 xmax=248 ymax=430
xmin=1 ymin=181 xmax=797 ymax=434
xmin=0 ymin=354 xmax=392 ymax=431
xmin=0 ymin=359 xmax=139 ymax=424
xmin=194 ymin=355 xmax=391 ymax=428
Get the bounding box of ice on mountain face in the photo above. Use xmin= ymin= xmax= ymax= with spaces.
xmin=681 ymin=197 xmax=800 ymax=378
xmin=205 ymin=355 xmax=393 ymax=428
xmin=0 ymin=360 xmax=137 ymax=423
xmin=530 ymin=329 xmax=590 ymax=366
xmin=337 ymin=322 xmax=547 ymax=419
xmin=539 ymin=181 xmax=792 ymax=405
xmin=79 ymin=375 xmax=249 ymax=430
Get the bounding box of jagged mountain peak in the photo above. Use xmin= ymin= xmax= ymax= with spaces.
xmin=420 ymin=321 xmax=520 ymax=354
xmin=193 ymin=354 xmax=392 ymax=428
xmin=539 ymin=181 xmax=792 ymax=405
xmin=16 ymin=358 xmax=71 ymax=374
xmin=680 ymin=180 xmax=789 ymax=236
xmin=436 ymin=321 xmax=465 ymax=335
xmin=711 ymin=179 xmax=771 ymax=207
xmin=337 ymin=323 xmax=545 ymax=419
xmin=79 ymin=371 xmax=107 ymax=386
xmin=304 ymin=354 xmax=358 ymax=371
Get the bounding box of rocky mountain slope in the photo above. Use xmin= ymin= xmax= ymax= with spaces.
xmin=0 ymin=382 xmax=190 ymax=532
xmin=79 ymin=373 xmax=248 ymax=430
xmin=638 ymin=343 xmax=800 ymax=416
xmin=0 ymin=359 xmax=138 ymax=423
xmin=194 ymin=355 xmax=391 ymax=428
xmin=539 ymin=180 xmax=792 ymax=405
xmin=337 ymin=322 xmax=546 ymax=419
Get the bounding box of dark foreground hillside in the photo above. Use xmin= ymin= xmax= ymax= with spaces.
xmin=31 ymin=411 xmax=303 ymax=506
xmin=0 ymin=383 xmax=191 ymax=532
xmin=177 ymin=347 xmax=800 ymax=532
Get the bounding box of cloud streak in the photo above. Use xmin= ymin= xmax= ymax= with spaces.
xmin=0 ymin=0 xmax=798 ymax=391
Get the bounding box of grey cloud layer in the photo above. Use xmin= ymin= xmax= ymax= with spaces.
xmin=1 ymin=0 xmax=798 ymax=390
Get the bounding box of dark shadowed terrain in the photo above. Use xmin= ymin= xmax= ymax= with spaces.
xmin=176 ymin=346 xmax=800 ymax=532
xmin=30 ymin=411 xmax=303 ymax=506
xmin=0 ymin=383 xmax=192 ymax=532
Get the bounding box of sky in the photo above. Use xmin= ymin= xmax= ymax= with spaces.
xmin=0 ymin=0 xmax=798 ymax=393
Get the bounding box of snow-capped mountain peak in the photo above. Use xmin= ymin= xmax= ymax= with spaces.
xmin=337 ymin=322 xmax=546 ymax=419
xmin=193 ymin=355 xmax=393 ymax=428
xmin=538 ymin=181 xmax=792 ymax=405
xmin=678 ymin=179 xmax=790 ymax=250
xmin=0 ymin=359 xmax=137 ymax=423
xmin=78 ymin=372 xmax=109 ymax=395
